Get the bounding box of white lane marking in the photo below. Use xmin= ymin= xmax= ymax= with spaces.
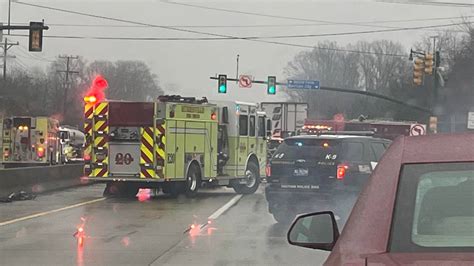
xmin=0 ymin=197 xmax=106 ymax=227
xmin=208 ymin=194 xmax=243 ymax=221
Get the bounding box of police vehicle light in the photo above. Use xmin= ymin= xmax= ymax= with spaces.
xmin=323 ymin=142 xmax=329 ymax=148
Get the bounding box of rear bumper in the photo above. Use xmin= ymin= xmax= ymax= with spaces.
xmin=84 ymin=177 xmax=171 ymax=183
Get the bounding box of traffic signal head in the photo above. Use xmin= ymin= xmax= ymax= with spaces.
xmin=29 ymin=22 xmax=44 ymax=52
xmin=413 ymin=57 xmax=425 ymax=86
xmin=267 ymin=76 xmax=276 ymax=95
xmin=424 ymin=53 xmax=434 ymax=75
xmin=218 ymin=74 xmax=227 ymax=94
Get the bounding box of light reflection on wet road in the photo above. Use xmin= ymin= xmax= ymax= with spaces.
xmin=0 ymin=184 xmax=330 ymax=265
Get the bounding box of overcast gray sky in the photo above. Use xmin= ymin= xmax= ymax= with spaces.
xmin=1 ymin=0 xmax=473 ymax=102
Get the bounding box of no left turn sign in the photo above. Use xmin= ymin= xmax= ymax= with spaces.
xmin=410 ymin=124 xmax=426 ymax=136
xmin=239 ymin=75 xmax=253 ymax=88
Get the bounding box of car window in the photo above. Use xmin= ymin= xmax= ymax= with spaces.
xmin=341 ymin=141 xmax=363 ymax=161
xmin=390 ymin=162 xmax=474 ymax=252
xmin=239 ymin=115 xmax=248 ymax=136
xmin=370 ymin=142 xmax=386 ymax=161
xmin=249 ymin=116 xmax=256 ymax=137
xmin=258 ymin=117 xmax=266 ymax=137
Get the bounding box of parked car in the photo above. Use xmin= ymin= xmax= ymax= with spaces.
xmin=265 ymin=133 xmax=391 ymax=223
xmin=287 ymin=133 xmax=474 ymax=265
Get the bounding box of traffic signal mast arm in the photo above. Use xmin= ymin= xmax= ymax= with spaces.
xmin=210 ymin=76 xmax=432 ymax=114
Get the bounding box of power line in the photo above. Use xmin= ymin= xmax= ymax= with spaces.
xmin=15 ymin=44 xmax=56 ymax=62
xmin=11 ymin=1 xmax=418 ymax=58
xmin=376 ymin=0 xmax=474 ymax=7
xmin=9 ymin=21 xmax=471 ymax=41
xmin=9 ymin=14 xmax=474 ymax=29
xmin=160 ymin=0 xmax=397 ymax=29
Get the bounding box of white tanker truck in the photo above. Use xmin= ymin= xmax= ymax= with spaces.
xmin=59 ymin=126 xmax=85 ymax=163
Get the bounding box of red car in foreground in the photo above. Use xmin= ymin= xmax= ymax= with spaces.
xmin=287 ymin=133 xmax=474 ymax=265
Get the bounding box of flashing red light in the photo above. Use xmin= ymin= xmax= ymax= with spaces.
xmin=84 ymin=75 xmax=108 ymax=105
xmin=337 ymin=163 xmax=349 ymax=180
xmin=78 ymin=227 xmax=84 ymax=233
xmin=37 ymin=147 xmax=45 ymax=158
xmin=190 ymin=224 xmax=196 ymax=229
xmin=211 ymin=113 xmax=217 ymax=120
xmin=84 ymin=153 xmax=91 ymax=161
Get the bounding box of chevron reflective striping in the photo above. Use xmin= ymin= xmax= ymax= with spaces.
xmin=95 ymin=102 xmax=108 ymax=116
xmin=92 ymin=102 xmax=109 ymax=177
xmin=155 ymin=123 xmax=166 ymax=160
xmin=94 ymin=167 xmax=108 ymax=177
xmin=84 ymin=103 xmax=94 ymax=119
xmin=140 ymin=127 xmax=155 ymax=178
xmin=84 ymin=103 xmax=94 ymax=175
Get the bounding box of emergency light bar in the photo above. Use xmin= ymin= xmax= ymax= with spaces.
xmin=302 ymin=130 xmax=375 ymax=136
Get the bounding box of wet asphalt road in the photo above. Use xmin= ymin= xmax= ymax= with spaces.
xmin=0 ymin=184 xmax=329 ymax=265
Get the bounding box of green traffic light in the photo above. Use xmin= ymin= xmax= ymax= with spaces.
xmin=219 ymin=84 xmax=227 ymax=93
xmin=268 ymin=86 xmax=276 ymax=94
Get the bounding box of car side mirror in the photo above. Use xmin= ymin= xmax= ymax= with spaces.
xmin=287 ymin=211 xmax=340 ymax=251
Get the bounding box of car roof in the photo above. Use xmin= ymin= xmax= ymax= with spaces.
xmin=286 ymin=134 xmax=389 ymax=142
xmin=401 ymin=133 xmax=474 ymax=163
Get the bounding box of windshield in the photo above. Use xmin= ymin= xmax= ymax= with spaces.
xmin=0 ymin=1 xmax=473 ymax=265
xmin=390 ymin=162 xmax=474 ymax=252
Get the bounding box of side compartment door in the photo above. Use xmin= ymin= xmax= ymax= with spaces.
xmin=256 ymin=115 xmax=267 ymax=176
xmin=237 ymin=110 xmax=249 ymax=176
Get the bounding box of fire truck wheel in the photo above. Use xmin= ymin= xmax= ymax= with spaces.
xmin=233 ymin=161 xmax=260 ymax=195
xmin=185 ymin=164 xmax=201 ymax=198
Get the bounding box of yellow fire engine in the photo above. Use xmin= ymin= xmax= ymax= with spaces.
xmin=1 ymin=116 xmax=60 ymax=167
xmin=84 ymin=95 xmax=269 ymax=197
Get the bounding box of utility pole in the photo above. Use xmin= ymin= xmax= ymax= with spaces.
xmin=1 ymin=37 xmax=19 ymax=80
xmin=57 ymin=55 xmax=79 ymax=115
xmin=236 ymin=54 xmax=240 ymax=83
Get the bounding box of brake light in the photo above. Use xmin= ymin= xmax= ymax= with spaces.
xmin=265 ymin=164 xmax=271 ymax=177
xmin=337 ymin=163 xmax=349 ymax=180
xmin=37 ymin=147 xmax=45 ymax=158
xmin=84 ymin=153 xmax=91 ymax=161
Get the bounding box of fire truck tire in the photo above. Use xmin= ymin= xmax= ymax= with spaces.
xmin=185 ymin=164 xmax=201 ymax=198
xmin=232 ymin=161 xmax=260 ymax=195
